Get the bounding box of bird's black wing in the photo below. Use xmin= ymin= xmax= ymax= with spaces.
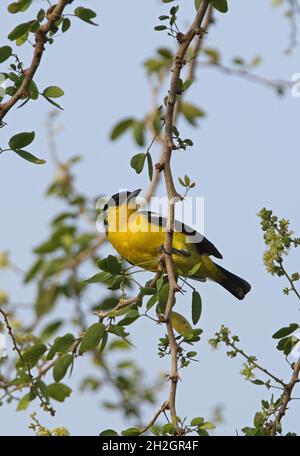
xmin=140 ymin=211 xmax=223 ymax=259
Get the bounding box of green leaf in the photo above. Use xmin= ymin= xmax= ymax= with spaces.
xmin=8 ymin=0 xmax=33 ymax=13
xmin=36 ymin=379 xmax=49 ymax=401
xmin=121 ymin=427 xmax=141 ymax=436
xmin=37 ymin=8 xmax=45 ymax=22
xmin=13 ymin=149 xmax=46 ymax=165
xmin=8 ymin=22 xmax=31 ymax=41
xmin=272 ymin=323 xmax=299 ymax=339
xmin=184 ymin=174 xmax=191 ymax=186
xmin=191 ymin=417 xmax=204 ymax=426
xmin=42 ymin=94 xmax=63 ymax=110
xmin=210 ymin=0 xmax=228 ymax=13
xmin=192 ymin=291 xmax=202 ymax=325
xmin=34 ymin=239 xmax=59 ymax=254
xmin=156 ymin=277 xmax=164 ymax=292
xmin=48 ymin=383 xmax=72 ymax=402
xmin=150 ymin=425 xmax=161 ymax=436
xmin=141 ymin=287 xmax=157 ymax=296
xmin=75 ymin=7 xmax=98 ymax=25
xmin=133 ymin=121 xmax=145 ymax=146
xmin=46 ymin=333 xmax=75 ymax=360
xmin=108 ymin=325 xmax=129 ymax=339
xmin=80 ymin=322 xmax=106 ymax=353
xmin=99 ymin=331 xmax=108 ymax=354
xmin=251 ymin=379 xmax=265 ymax=386
xmin=28 ymin=80 xmax=39 ymax=100
xmin=110 ymin=118 xmax=134 ymax=140
xmin=200 ymin=421 xmax=216 ymax=430
xmin=158 ymin=282 xmax=170 ymax=312
xmin=146 ymin=293 xmax=158 ymax=310
xmin=162 ymin=423 xmax=174 ymax=434
xmin=184 ymin=139 xmax=193 ymax=147
xmin=178 ymin=177 xmax=186 ymax=187
xmin=118 ymin=310 xmax=140 ymax=326
xmin=107 ymin=255 xmax=121 ymax=275
xmin=30 ymin=20 xmax=40 ymax=33
xmin=17 ymin=393 xmax=31 ymax=411
xmin=242 ymin=427 xmax=256 ymax=436
xmin=62 ymin=18 xmax=71 ymax=33
xmin=154 ymin=25 xmax=167 ymax=31
xmin=22 ymin=343 xmax=47 ymax=368
xmin=171 ymin=311 xmax=193 ymax=337
xmin=53 ymin=354 xmax=73 ymax=382
xmin=40 ymin=320 xmax=63 ymax=341
xmin=9 ymin=131 xmax=35 ymax=149
xmin=24 ymin=258 xmax=44 ymax=283
xmin=100 ymin=430 xmax=119 ymax=436
xmin=187 ymin=351 xmax=197 ymax=358
xmin=131 ymin=153 xmax=146 ymax=174
xmin=84 ymin=271 xmax=112 ymax=284
xmin=146 ymin=152 xmax=153 ymax=181
xmin=204 ymin=48 xmax=220 ymax=64
xmin=180 ymin=102 xmax=205 ymax=126
xmin=183 ymin=79 xmax=194 ymax=91
xmin=144 ymin=58 xmax=166 ymax=73
xmin=43 ymin=86 xmax=64 ymax=98
xmin=277 ymin=336 xmax=299 ymax=356
xmin=157 ymin=48 xmax=173 ymax=59
xmin=0 ymin=46 xmax=12 ymax=63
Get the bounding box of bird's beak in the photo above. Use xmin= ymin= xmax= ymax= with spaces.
xmin=127 ymin=189 xmax=141 ymax=202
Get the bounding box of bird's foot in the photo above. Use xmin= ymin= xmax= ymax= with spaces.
xmin=158 ymin=245 xmax=191 ymax=257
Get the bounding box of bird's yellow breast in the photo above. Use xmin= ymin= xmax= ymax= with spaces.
xmin=106 ymin=209 xmax=211 ymax=277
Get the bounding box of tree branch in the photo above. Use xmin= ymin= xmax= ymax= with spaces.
xmin=270 ymin=358 xmax=300 ymax=435
xmin=160 ymin=0 xmax=210 ymax=434
xmin=139 ymin=401 xmax=169 ymax=434
xmin=0 ymin=0 xmax=71 ymax=123
xmin=199 ymin=62 xmax=292 ymax=93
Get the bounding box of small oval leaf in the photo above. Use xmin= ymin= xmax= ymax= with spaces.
xmin=0 ymin=46 xmax=12 ymax=63
xmin=80 ymin=322 xmax=105 ymax=353
xmin=131 ymin=153 xmax=146 ymax=174
xmin=43 ymin=86 xmax=64 ymax=98
xmin=53 ymin=354 xmax=73 ymax=382
xmin=9 ymin=131 xmax=35 ymax=149
xmin=192 ymin=291 xmax=202 ymax=325
xmin=171 ymin=311 xmax=193 ymax=336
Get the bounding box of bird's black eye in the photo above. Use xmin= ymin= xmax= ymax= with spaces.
xmin=103 ymin=203 xmax=108 ymax=212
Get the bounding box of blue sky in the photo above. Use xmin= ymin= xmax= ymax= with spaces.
xmin=1 ymin=0 xmax=300 ymax=435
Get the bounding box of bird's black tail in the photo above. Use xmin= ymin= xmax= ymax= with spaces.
xmin=215 ymin=264 xmax=251 ymax=300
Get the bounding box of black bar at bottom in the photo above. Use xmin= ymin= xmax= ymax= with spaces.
xmin=0 ymin=435 xmax=297 ymax=453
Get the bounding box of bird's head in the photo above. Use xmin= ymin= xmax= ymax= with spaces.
xmin=102 ymin=189 xmax=141 ymax=231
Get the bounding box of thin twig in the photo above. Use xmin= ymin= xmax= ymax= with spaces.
xmin=199 ymin=62 xmax=292 ymax=92
xmin=278 ymin=259 xmax=300 ymax=301
xmin=139 ymin=401 xmax=169 ymax=434
xmin=0 ymin=308 xmax=55 ymax=415
xmin=0 ymin=0 xmax=70 ymax=123
xmin=225 ymin=338 xmax=286 ymax=387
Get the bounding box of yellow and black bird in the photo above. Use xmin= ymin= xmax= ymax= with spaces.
xmin=103 ymin=189 xmax=251 ymax=300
